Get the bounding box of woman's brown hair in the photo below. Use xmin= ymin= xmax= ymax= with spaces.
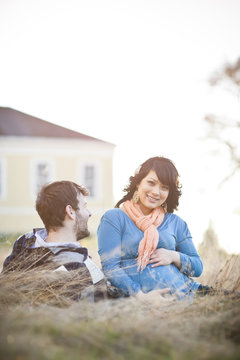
xmin=115 ymin=156 xmax=182 ymax=213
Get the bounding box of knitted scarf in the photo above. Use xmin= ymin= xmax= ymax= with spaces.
xmin=123 ymin=199 xmax=165 ymax=271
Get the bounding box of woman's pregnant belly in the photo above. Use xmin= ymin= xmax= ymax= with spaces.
xmin=122 ymin=259 xmax=195 ymax=297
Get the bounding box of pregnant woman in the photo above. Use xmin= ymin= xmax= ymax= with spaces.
xmin=98 ymin=156 xmax=204 ymax=300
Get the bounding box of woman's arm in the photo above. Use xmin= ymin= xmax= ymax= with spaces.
xmin=97 ymin=210 xmax=141 ymax=296
xmin=175 ymin=239 xmax=203 ymax=277
xmin=148 ymin=217 xmax=203 ymax=277
xmin=175 ymin=218 xmax=203 ymax=277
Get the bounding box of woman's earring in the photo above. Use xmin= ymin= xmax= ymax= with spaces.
xmin=162 ymin=202 xmax=167 ymax=213
xmin=133 ymin=190 xmax=140 ymax=204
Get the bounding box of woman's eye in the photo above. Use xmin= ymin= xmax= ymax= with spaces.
xmin=148 ymin=181 xmax=155 ymax=185
xmin=162 ymin=186 xmax=169 ymax=191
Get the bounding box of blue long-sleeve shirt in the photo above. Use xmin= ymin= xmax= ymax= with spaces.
xmin=98 ymin=209 xmax=203 ymax=298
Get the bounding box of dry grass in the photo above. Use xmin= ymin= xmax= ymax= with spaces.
xmin=0 ymin=237 xmax=239 ymax=360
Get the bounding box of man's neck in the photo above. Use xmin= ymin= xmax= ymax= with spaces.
xmin=45 ymin=227 xmax=78 ymax=244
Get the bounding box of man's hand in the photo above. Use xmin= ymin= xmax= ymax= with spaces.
xmin=148 ymin=248 xmax=181 ymax=269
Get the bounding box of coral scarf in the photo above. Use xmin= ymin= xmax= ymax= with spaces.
xmin=123 ymin=200 xmax=165 ymax=271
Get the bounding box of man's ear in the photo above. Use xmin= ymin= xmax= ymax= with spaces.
xmin=65 ymin=205 xmax=75 ymax=220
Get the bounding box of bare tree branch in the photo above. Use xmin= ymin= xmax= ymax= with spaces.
xmin=204 ymin=57 xmax=240 ymax=183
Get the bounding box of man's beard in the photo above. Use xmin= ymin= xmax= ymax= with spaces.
xmin=76 ymin=228 xmax=90 ymax=240
xmin=74 ymin=217 xmax=90 ymax=240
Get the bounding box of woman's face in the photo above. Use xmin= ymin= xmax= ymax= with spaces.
xmin=136 ymin=169 xmax=169 ymax=215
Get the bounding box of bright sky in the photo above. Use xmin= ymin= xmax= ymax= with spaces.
xmin=1 ymin=0 xmax=240 ymax=253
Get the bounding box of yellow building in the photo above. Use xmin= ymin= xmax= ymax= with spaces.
xmin=0 ymin=107 xmax=115 ymax=235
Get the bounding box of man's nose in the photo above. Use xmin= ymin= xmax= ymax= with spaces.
xmin=88 ymin=209 xmax=92 ymax=217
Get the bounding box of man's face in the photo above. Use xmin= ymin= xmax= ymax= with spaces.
xmin=74 ymin=192 xmax=91 ymax=240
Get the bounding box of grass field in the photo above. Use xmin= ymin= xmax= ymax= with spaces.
xmin=0 ymin=234 xmax=239 ymax=360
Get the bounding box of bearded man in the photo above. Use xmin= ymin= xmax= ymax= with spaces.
xmin=2 ymin=181 xmax=105 ymax=301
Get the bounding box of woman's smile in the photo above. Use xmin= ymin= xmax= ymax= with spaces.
xmin=146 ymin=194 xmax=160 ymax=203
xmin=136 ymin=170 xmax=169 ymax=215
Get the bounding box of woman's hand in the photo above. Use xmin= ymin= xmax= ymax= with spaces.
xmin=136 ymin=288 xmax=172 ymax=304
xmin=148 ymin=248 xmax=181 ymax=269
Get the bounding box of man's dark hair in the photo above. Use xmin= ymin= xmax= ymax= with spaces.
xmin=36 ymin=181 xmax=89 ymax=231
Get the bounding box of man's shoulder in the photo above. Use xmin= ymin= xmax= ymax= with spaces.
xmin=14 ymin=228 xmax=44 ymax=248
xmin=11 ymin=231 xmax=32 ymax=250
xmin=1 ymin=229 xmax=46 ymax=273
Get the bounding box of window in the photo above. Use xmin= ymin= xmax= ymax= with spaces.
xmin=84 ymin=165 xmax=95 ymax=197
xmin=0 ymin=159 xmax=6 ymax=199
xmin=79 ymin=162 xmax=101 ymax=200
xmin=33 ymin=160 xmax=54 ymax=196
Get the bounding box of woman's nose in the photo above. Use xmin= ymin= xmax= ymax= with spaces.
xmin=88 ymin=209 xmax=92 ymax=217
xmin=152 ymin=186 xmax=160 ymax=195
